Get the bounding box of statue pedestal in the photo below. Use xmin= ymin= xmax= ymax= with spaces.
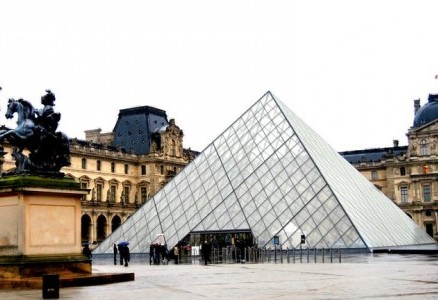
xmin=0 ymin=176 xmax=90 ymax=279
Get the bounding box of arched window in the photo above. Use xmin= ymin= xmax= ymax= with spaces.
xmin=420 ymin=139 xmax=430 ymax=156
xmin=111 ymin=215 xmax=122 ymax=233
xmin=96 ymin=215 xmax=107 ymax=242
xmin=81 ymin=214 xmax=92 ymax=243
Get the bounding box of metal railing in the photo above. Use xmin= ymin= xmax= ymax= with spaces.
xmin=204 ymin=246 xmax=342 ymax=264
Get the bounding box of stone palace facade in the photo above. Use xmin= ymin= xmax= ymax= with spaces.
xmin=0 ymin=105 xmax=197 ymax=246
xmin=341 ymin=94 xmax=438 ymax=241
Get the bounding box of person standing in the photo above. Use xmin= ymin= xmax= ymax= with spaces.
xmin=121 ymin=245 xmax=130 ymax=267
xmin=202 ymin=240 xmax=211 ymax=265
xmin=82 ymin=243 xmax=92 ymax=266
xmin=173 ymin=245 xmax=179 ymax=265
xmin=113 ymin=244 xmax=118 ymax=265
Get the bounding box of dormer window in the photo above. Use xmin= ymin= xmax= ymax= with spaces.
xmin=420 ymin=139 xmax=430 ymax=156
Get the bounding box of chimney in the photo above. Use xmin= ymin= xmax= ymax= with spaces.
xmin=414 ymin=99 xmax=421 ymax=114
xmin=393 ymin=139 xmax=399 ymax=147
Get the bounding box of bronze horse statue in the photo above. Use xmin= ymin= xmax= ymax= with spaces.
xmin=0 ymin=94 xmax=70 ymax=175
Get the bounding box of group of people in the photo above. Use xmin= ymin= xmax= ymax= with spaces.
xmin=109 ymin=240 xmax=213 ymax=266
xmin=114 ymin=243 xmax=131 ymax=267
xmin=149 ymin=243 xmax=170 ymax=265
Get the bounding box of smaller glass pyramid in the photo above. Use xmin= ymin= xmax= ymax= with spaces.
xmin=94 ymin=92 xmax=437 ymax=254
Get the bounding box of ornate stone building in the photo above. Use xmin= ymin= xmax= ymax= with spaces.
xmin=341 ymin=94 xmax=438 ymax=240
xmin=0 ymin=105 xmax=197 ymax=246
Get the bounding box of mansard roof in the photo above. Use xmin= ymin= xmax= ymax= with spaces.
xmin=340 ymin=146 xmax=407 ymax=164
xmin=112 ymin=105 xmax=169 ymax=155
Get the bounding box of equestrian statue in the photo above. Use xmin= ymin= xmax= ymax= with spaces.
xmin=0 ymin=90 xmax=70 ymax=176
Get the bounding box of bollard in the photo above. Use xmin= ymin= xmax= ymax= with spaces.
xmin=42 ymin=274 xmax=59 ymax=299
xmin=293 ymin=247 xmax=295 ymax=264
xmin=287 ymin=248 xmax=290 ymax=263
xmin=322 ymin=247 xmax=325 ymax=263
xmin=314 ymin=248 xmax=317 ymax=263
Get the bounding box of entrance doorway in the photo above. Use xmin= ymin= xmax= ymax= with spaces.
xmin=81 ymin=214 xmax=91 ymax=243
xmin=425 ymin=223 xmax=434 ymax=237
xmin=186 ymin=230 xmax=255 ymax=248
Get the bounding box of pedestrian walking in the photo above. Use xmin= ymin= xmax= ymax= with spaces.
xmin=113 ymin=244 xmax=118 ymax=265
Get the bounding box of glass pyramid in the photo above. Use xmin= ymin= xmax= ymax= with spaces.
xmin=94 ymin=92 xmax=437 ymax=254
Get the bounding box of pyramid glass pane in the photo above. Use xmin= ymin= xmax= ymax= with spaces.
xmin=94 ymin=92 xmax=437 ymax=254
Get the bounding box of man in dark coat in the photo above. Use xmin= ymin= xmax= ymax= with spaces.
xmin=202 ymin=240 xmax=212 ymax=265
xmin=113 ymin=244 xmax=118 ymax=265
xmin=118 ymin=244 xmax=123 ymax=265
xmin=120 ymin=245 xmax=130 ymax=267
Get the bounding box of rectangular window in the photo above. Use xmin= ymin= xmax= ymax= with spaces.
xmin=97 ymin=160 xmax=101 ymax=171
xmin=420 ymin=140 xmax=430 ymax=156
xmin=124 ymin=186 xmax=130 ymax=203
xmin=111 ymin=185 xmax=117 ymax=202
xmin=371 ymin=170 xmax=378 ymax=180
xmin=400 ymin=167 xmax=406 ymax=176
xmin=423 ymin=184 xmax=431 ymax=202
xmin=141 ymin=187 xmax=147 ymax=203
xmin=81 ymin=158 xmax=87 ymax=169
xmin=81 ymin=182 xmax=88 ymax=200
xmin=124 ymin=164 xmax=129 ymax=175
xmin=96 ymin=183 xmax=103 ymax=201
xmin=141 ymin=165 xmax=146 ymax=175
xmin=400 ymin=186 xmax=408 ymax=203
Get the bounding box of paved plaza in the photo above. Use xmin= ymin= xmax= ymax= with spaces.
xmin=1 ymin=254 xmax=438 ymax=299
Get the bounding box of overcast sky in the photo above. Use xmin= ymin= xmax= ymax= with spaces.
xmin=1 ymin=1 xmax=438 ymax=153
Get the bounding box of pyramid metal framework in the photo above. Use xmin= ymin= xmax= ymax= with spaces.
xmin=94 ymin=92 xmax=437 ymax=254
